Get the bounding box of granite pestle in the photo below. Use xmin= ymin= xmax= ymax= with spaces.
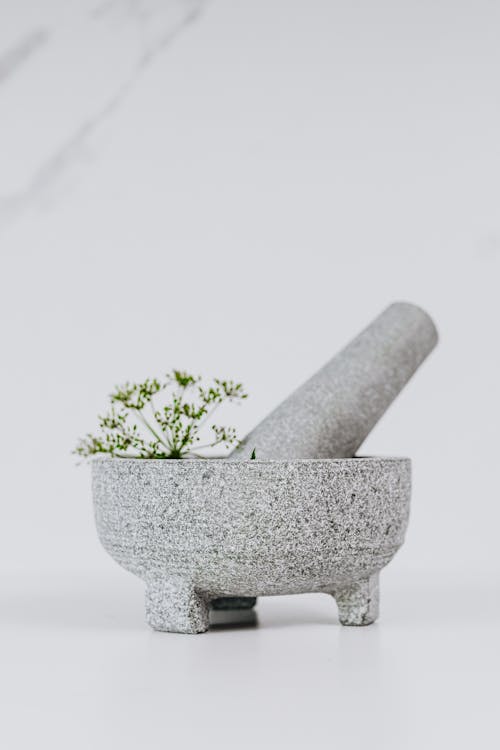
xmin=230 ymin=301 xmax=438 ymax=460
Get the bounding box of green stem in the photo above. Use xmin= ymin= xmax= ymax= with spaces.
xmin=192 ymin=437 xmax=226 ymax=452
xmin=149 ymin=398 xmax=174 ymax=448
xmin=103 ymin=425 xmax=147 ymax=455
xmin=136 ymin=410 xmax=170 ymax=449
xmin=197 ymin=401 xmax=221 ymax=430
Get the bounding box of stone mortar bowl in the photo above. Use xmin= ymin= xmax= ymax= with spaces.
xmin=92 ymin=457 xmax=411 ymax=633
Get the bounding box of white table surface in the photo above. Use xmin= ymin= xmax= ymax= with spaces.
xmin=1 ymin=567 xmax=498 ymax=750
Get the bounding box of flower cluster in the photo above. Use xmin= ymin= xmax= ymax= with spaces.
xmin=75 ymin=370 xmax=247 ymax=460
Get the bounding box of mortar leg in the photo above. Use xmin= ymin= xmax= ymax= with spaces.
xmin=332 ymin=573 xmax=380 ymax=626
xmin=145 ymin=577 xmax=210 ymax=634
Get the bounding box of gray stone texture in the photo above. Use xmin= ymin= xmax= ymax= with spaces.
xmin=92 ymin=457 xmax=411 ymax=633
xmin=219 ymin=301 xmax=436 ymax=611
xmin=230 ymin=302 xmax=438 ymax=460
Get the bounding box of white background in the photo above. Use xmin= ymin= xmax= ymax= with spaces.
xmin=1 ymin=1 xmax=499 ymax=748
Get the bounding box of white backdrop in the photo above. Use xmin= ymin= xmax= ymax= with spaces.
xmin=1 ymin=1 xmax=499 ymax=748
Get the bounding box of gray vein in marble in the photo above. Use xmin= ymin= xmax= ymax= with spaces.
xmin=0 ymin=1 xmax=205 ymax=228
xmin=0 ymin=30 xmax=49 ymax=85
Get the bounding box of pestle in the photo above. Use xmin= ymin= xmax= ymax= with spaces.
xmin=212 ymin=302 xmax=437 ymax=611
xmin=230 ymin=301 xmax=438 ymax=460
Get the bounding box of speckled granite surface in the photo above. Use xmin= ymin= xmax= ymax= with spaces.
xmin=92 ymin=457 xmax=411 ymax=633
xmin=222 ymin=301 xmax=435 ymax=611
xmin=230 ymin=302 xmax=437 ymax=460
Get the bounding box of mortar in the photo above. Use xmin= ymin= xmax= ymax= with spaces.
xmin=92 ymin=456 xmax=411 ymax=633
xmin=216 ymin=301 xmax=435 ymax=610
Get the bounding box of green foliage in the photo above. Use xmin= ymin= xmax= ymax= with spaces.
xmin=250 ymin=448 xmax=257 ymax=459
xmin=75 ymin=370 xmax=248 ymax=460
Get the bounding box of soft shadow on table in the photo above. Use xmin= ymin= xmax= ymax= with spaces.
xmin=209 ymin=607 xmax=258 ymax=630
xmin=3 ymin=575 xmax=496 ymax=634
xmin=256 ymin=596 xmax=338 ymax=630
xmin=0 ymin=575 xmax=260 ymax=633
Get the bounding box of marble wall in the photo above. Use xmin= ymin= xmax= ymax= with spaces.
xmin=1 ymin=0 xmax=499 ymax=581
xmin=0 ymin=0 xmax=204 ymax=220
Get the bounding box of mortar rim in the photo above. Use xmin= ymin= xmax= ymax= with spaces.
xmin=90 ymin=455 xmax=411 ymax=465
